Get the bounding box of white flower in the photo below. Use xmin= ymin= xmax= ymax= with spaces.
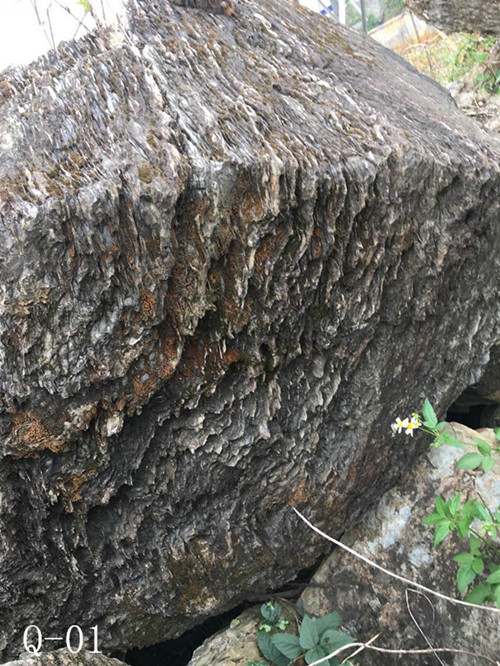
xmin=391 ymin=417 xmax=405 ymax=435
xmin=405 ymin=416 xmax=420 ymax=436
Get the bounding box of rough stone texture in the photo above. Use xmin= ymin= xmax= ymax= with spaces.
xmin=403 ymin=0 xmax=500 ymax=35
xmin=1 ymin=0 xmax=500 ymax=660
xmin=1 ymin=650 xmax=126 ymax=666
xmin=301 ymin=423 xmax=500 ymax=665
xmin=187 ymin=603 xmax=298 ymax=666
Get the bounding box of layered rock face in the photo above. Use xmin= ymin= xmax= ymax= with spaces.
xmin=403 ymin=0 xmax=500 ymax=35
xmin=1 ymin=0 xmax=500 ymax=659
xmin=1 ymin=651 xmax=126 ymax=666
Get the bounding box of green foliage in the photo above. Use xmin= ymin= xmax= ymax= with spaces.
xmin=411 ymin=399 xmax=500 ymax=606
xmin=404 ymin=33 xmax=498 ymax=90
xmin=381 ymin=0 xmax=404 ymax=21
xmin=77 ymin=0 xmax=92 ymax=11
xmin=366 ymin=14 xmax=379 ymax=31
xmin=254 ymin=603 xmax=355 ymax=666
xmin=474 ymin=69 xmax=500 ymax=95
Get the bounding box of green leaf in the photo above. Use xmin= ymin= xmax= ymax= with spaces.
xmin=321 ymin=629 xmax=355 ymax=649
xmin=456 ymin=517 xmax=472 ymax=538
xmin=300 ymin=615 xmax=319 ymax=650
xmin=457 ymin=564 xmax=476 ymax=595
xmin=449 ymin=492 xmax=461 ymax=516
xmin=486 ymin=569 xmax=500 ymax=584
xmin=434 ymin=521 xmax=452 ymax=547
xmin=261 ymin=601 xmax=281 ymax=623
xmin=314 ymin=612 xmax=340 ymax=635
xmin=435 ymin=496 xmax=447 ymax=517
xmin=271 ymin=633 xmax=302 ymax=659
xmin=305 ymin=646 xmax=328 ymax=664
xmin=258 ymin=631 xmax=288 ymax=664
xmin=470 ymin=534 xmax=481 ymax=556
xmin=436 ymin=421 xmax=446 ymax=431
xmin=422 ymin=399 xmax=438 ymax=427
xmin=422 ymin=512 xmax=443 ymax=526
xmin=475 ymin=438 xmax=492 ymax=456
xmin=456 ymin=452 xmax=482 ymax=470
xmin=494 ymin=427 xmax=500 ymax=442
xmin=477 ymin=504 xmax=490 ymax=522
xmin=452 ymin=552 xmax=474 ymax=565
xmin=439 ymin=432 xmax=465 ymax=449
xmin=482 ymin=456 xmax=495 ymax=473
xmin=472 ymin=558 xmax=484 ymax=574
xmin=464 ymin=583 xmax=491 ymax=605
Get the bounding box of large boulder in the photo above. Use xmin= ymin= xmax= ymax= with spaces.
xmin=1 ymin=0 xmax=500 ymax=659
xmin=403 ymin=0 xmax=500 ymax=35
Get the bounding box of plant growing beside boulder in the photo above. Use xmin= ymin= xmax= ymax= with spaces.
xmin=247 ymin=602 xmax=355 ymax=666
xmin=393 ymin=399 xmax=500 ymax=607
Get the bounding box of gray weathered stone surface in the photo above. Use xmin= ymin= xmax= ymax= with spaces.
xmin=1 ymin=0 xmax=500 ymax=659
xmin=301 ymin=423 xmax=500 ymax=665
xmin=1 ymin=650 xmax=126 ymax=666
xmin=187 ymin=604 xmax=298 ymax=666
xmin=403 ymin=0 xmax=500 ymax=35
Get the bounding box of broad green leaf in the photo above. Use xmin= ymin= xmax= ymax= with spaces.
xmin=477 ymin=504 xmax=490 ymax=522
xmin=463 ymin=500 xmax=479 ymax=519
xmin=494 ymin=427 xmax=500 ymax=442
xmin=472 ymin=558 xmax=484 ymax=574
xmin=436 ymin=421 xmax=446 ymax=431
xmin=456 ymin=517 xmax=472 ymax=538
xmin=422 ymin=399 xmax=438 ymax=427
xmin=465 ymin=583 xmax=491 ymax=605
xmin=482 ymin=456 xmax=495 ymax=473
xmin=300 ymin=614 xmax=319 ymax=650
xmin=452 ymin=552 xmax=474 ymax=565
xmin=457 ymin=564 xmax=476 ymax=595
xmin=422 ymin=512 xmax=444 ymax=526
xmin=486 ymin=569 xmax=500 ymax=584
xmin=261 ymin=601 xmax=281 ymax=623
xmin=258 ymin=631 xmax=287 ymax=664
xmin=321 ymin=629 xmax=355 ymax=649
xmin=305 ymin=645 xmax=328 ymax=664
xmin=475 ymin=438 xmax=492 ymax=456
xmin=434 ymin=521 xmax=451 ymax=547
xmin=456 ymin=453 xmax=482 ymax=470
xmin=315 ymin=612 xmax=340 ymax=635
xmin=435 ymin=496 xmax=447 ymax=517
xmin=449 ymin=492 xmax=461 ymax=516
xmin=470 ymin=535 xmax=481 ymax=556
xmin=271 ymin=633 xmax=302 ymax=659
xmin=440 ymin=432 xmax=465 ymax=449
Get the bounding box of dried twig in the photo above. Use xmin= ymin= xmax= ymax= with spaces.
xmin=293 ymin=508 xmax=500 ymax=614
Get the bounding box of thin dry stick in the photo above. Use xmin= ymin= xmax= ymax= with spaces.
xmin=338 ymin=633 xmax=380 ymax=665
xmin=309 ymin=640 xmax=500 ymax=666
xmin=293 ymin=508 xmax=500 ymax=614
xmin=405 ymin=589 xmax=447 ymax=666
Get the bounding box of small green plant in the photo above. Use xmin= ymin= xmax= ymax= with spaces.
xmin=474 ymin=69 xmax=500 ymax=94
xmin=366 ymin=14 xmax=379 ymax=31
xmin=392 ymin=399 xmax=500 ymax=607
xmin=249 ymin=601 xmax=355 ymax=666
